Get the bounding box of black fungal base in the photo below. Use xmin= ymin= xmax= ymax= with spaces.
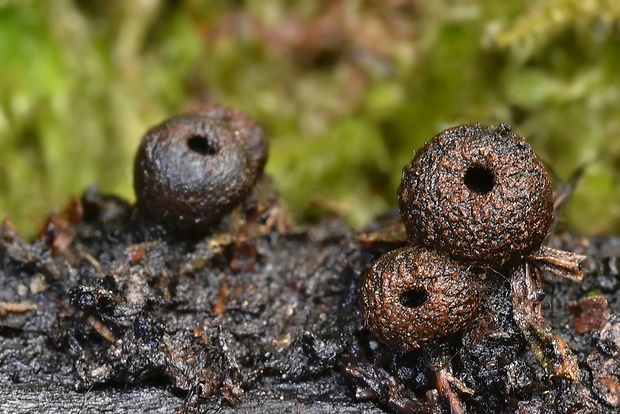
xmin=0 ymin=192 xmax=619 ymax=413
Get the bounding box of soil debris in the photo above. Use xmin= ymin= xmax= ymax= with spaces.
xmin=570 ymin=295 xmax=611 ymax=335
xmin=0 ymin=193 xmax=619 ymax=413
xmin=587 ymin=315 xmax=620 ymax=408
xmin=0 ymin=300 xmax=38 ymax=316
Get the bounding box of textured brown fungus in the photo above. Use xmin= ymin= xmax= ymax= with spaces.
xmin=361 ymin=245 xmax=482 ymax=352
xmin=397 ymin=123 xmax=553 ymax=267
xmin=133 ymin=105 xmax=268 ymax=237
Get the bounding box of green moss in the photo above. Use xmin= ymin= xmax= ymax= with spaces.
xmin=1 ymin=0 xmax=619 ymax=236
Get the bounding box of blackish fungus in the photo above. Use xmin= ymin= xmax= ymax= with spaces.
xmin=397 ymin=123 xmax=553 ymax=267
xmin=361 ymin=246 xmax=482 ymax=352
xmin=133 ymin=105 xmax=268 ymax=237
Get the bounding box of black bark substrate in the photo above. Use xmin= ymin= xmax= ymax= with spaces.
xmin=0 ymin=192 xmax=618 ymax=413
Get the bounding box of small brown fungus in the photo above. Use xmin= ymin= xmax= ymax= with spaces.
xmin=361 ymin=245 xmax=483 ymax=352
xmin=133 ymin=105 xmax=268 ymax=237
xmin=359 ymin=122 xmax=586 ymax=408
xmin=397 ymin=123 xmax=553 ymax=267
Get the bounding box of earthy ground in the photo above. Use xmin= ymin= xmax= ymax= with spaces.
xmin=0 ymin=190 xmax=618 ymax=413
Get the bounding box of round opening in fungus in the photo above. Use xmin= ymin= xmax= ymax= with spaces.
xmin=187 ymin=135 xmax=217 ymax=156
xmin=399 ymin=289 xmax=428 ymax=308
xmin=464 ymin=165 xmax=495 ymax=195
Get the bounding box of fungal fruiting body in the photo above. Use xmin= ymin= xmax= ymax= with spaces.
xmin=133 ymin=106 xmax=268 ymax=237
xmin=362 ymin=122 xmax=586 ymax=384
xmin=397 ymin=123 xmax=553 ymax=267
xmin=361 ymin=245 xmax=482 ymax=352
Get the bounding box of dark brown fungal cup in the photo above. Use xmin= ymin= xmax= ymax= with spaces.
xmin=133 ymin=106 xmax=268 ymax=237
xmin=361 ymin=245 xmax=482 ymax=351
xmin=397 ymin=123 xmax=553 ymax=267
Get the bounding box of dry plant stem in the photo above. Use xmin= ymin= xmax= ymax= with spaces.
xmin=552 ymin=164 xmax=586 ymax=216
xmin=424 ymin=343 xmax=467 ymax=414
xmin=357 ymin=220 xmax=409 ymax=251
xmin=510 ymin=262 xmax=580 ymax=382
xmin=87 ymin=315 xmax=117 ymax=344
xmin=344 ymin=362 xmax=437 ymax=414
xmin=0 ymin=301 xmax=38 ymax=313
xmin=527 ymin=245 xmax=586 ymax=283
xmin=434 ymin=367 xmax=465 ymax=414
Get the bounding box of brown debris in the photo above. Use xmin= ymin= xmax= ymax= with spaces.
xmin=435 ymin=365 xmax=465 ymax=414
xmin=29 ymin=273 xmax=48 ymax=294
xmin=87 ymin=315 xmax=116 ymax=344
xmin=1 ymin=219 xmax=24 ymax=238
xmin=357 ymin=219 xmax=408 ymax=251
xmin=213 ymin=279 xmax=230 ymax=316
xmin=569 ymin=295 xmax=610 ymax=335
xmin=260 ymin=203 xmax=291 ymax=235
xmin=345 ymin=362 xmax=441 ymax=414
xmin=510 ymin=263 xmax=580 ymax=381
xmin=0 ymin=300 xmax=38 ymax=317
xmin=587 ymin=315 xmax=620 ymax=408
xmin=527 ymin=245 xmax=586 ymax=283
xmin=40 ymin=197 xmax=84 ymax=255
xmin=221 ymin=377 xmax=245 ymax=405
xmin=81 ymin=252 xmax=103 ymax=273
xmin=229 ymin=233 xmax=258 ymax=272
xmin=124 ymin=245 xmax=146 ymax=264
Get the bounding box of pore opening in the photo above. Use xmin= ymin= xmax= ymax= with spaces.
xmin=187 ymin=135 xmax=216 ymax=156
xmin=399 ymin=289 xmax=428 ymax=308
xmin=464 ymin=165 xmax=495 ymax=195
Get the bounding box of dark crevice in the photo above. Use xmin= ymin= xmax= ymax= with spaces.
xmin=399 ymin=289 xmax=428 ymax=308
xmin=187 ymin=136 xmax=216 ymax=156
xmin=464 ymin=166 xmax=495 ymax=195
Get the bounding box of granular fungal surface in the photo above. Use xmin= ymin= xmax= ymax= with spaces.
xmin=398 ymin=123 xmax=554 ymax=266
xmin=361 ymin=246 xmax=483 ymax=351
xmin=0 ymin=194 xmax=619 ymax=413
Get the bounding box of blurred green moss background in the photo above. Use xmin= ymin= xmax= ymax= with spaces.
xmin=1 ymin=0 xmax=619 ymax=237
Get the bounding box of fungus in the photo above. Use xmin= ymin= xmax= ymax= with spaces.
xmin=397 ymin=123 xmax=553 ymax=267
xmin=361 ymin=245 xmax=482 ymax=352
xmin=361 ymin=122 xmax=586 ymax=391
xmin=133 ymin=106 xmax=268 ymax=237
